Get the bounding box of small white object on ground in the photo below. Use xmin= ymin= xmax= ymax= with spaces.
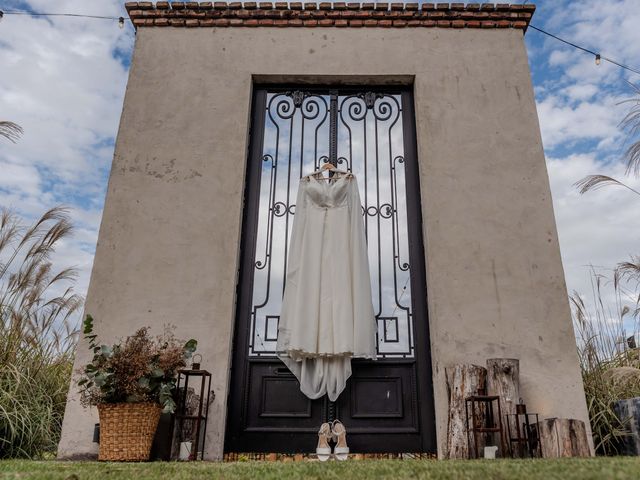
xmin=179 ymin=441 xmax=192 ymax=461
xmin=484 ymin=446 xmax=498 ymax=459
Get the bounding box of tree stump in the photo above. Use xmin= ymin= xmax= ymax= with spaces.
xmin=445 ymin=364 xmax=487 ymax=459
xmin=537 ymin=418 xmax=591 ymax=457
xmin=486 ymin=358 xmax=520 ymax=457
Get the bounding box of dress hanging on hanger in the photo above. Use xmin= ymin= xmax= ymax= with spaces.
xmin=276 ymin=165 xmax=377 ymax=402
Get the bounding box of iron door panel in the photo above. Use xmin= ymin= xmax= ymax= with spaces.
xmin=245 ymin=361 xmax=326 ymax=430
xmin=225 ymin=86 xmax=435 ymax=454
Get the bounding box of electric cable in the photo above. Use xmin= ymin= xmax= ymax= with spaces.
xmin=528 ymin=24 xmax=640 ymax=76
xmin=1 ymin=8 xmax=639 ymax=76
xmin=0 ymin=10 xmax=127 ymax=27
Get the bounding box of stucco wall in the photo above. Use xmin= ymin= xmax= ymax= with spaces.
xmin=58 ymin=26 xmax=591 ymax=460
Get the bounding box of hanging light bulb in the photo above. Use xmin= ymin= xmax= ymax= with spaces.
xmin=118 ymin=16 xmax=124 ymax=29
xmin=595 ymin=54 xmax=601 ymax=66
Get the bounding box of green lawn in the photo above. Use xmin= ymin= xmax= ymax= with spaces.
xmin=1 ymin=458 xmax=640 ymax=480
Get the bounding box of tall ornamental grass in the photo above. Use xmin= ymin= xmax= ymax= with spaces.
xmin=571 ymin=267 xmax=640 ymax=455
xmin=0 ymin=207 xmax=83 ymax=458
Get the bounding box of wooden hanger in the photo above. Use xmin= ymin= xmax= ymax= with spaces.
xmin=305 ymin=162 xmax=352 ymax=181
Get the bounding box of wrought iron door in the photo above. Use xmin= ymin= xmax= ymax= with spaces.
xmin=226 ymin=86 xmax=435 ymax=453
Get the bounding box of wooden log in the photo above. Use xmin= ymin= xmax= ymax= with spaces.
xmin=486 ymin=358 xmax=520 ymax=456
xmin=537 ymin=418 xmax=591 ymax=457
xmin=445 ymin=364 xmax=487 ymax=459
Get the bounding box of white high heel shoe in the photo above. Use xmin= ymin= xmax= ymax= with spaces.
xmin=331 ymin=420 xmax=349 ymax=461
xmin=316 ymin=422 xmax=332 ymax=461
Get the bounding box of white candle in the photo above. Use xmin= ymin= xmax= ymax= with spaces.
xmin=484 ymin=446 xmax=498 ymax=459
xmin=179 ymin=441 xmax=192 ymax=461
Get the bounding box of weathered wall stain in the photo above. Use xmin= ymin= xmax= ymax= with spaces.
xmin=121 ymin=155 xmax=203 ymax=183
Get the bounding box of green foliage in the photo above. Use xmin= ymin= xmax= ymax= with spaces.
xmin=571 ymin=267 xmax=640 ymax=455
xmin=78 ymin=315 xmax=197 ymax=413
xmin=0 ymin=207 xmax=81 ymax=458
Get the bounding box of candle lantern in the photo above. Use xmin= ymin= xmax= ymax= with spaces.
xmin=173 ymin=364 xmax=213 ymax=461
xmin=465 ymin=389 xmax=506 ymax=459
xmin=506 ymin=402 xmax=542 ymax=458
xmin=191 ymin=354 xmax=202 ymax=370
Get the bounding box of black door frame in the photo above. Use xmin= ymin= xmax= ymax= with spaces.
xmin=225 ymin=83 xmax=436 ymax=454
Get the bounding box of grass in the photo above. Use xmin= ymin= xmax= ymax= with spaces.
xmin=1 ymin=458 xmax=640 ymax=480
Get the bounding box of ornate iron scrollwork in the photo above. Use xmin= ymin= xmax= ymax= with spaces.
xmin=287 ymin=90 xmax=306 ymax=108
xmin=360 ymin=91 xmax=384 ymax=109
xmin=249 ymin=89 xmax=415 ymax=359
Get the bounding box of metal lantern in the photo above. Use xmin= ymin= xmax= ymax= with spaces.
xmin=173 ymin=366 xmax=212 ymax=461
xmin=506 ymin=402 xmax=542 ymax=458
xmin=465 ymin=389 xmax=506 ymax=459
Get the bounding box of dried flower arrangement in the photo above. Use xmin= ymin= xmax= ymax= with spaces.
xmin=77 ymin=315 xmax=197 ymax=413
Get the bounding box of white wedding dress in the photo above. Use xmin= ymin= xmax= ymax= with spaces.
xmin=276 ymin=171 xmax=377 ymax=401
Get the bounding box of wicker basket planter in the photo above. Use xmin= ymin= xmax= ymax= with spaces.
xmin=98 ymin=402 xmax=162 ymax=461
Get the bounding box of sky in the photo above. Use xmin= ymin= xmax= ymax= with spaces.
xmin=0 ymin=0 xmax=639 ymax=332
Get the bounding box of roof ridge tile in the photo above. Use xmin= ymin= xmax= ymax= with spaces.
xmin=125 ymin=1 xmax=535 ymax=30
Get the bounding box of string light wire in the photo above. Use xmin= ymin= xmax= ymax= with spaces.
xmin=528 ymin=24 xmax=640 ymax=76
xmin=0 ymin=8 xmax=639 ymax=75
xmin=0 ymin=10 xmax=128 ymax=27
xmin=3 ymin=11 xmax=119 ymax=20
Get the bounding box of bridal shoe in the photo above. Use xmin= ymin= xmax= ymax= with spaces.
xmin=331 ymin=420 xmax=349 ymax=461
xmin=316 ymin=422 xmax=332 ymax=461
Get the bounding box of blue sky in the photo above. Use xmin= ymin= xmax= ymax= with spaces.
xmin=0 ymin=0 xmax=639 ymax=330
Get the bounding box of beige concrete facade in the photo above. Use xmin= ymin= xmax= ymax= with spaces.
xmin=58 ymin=25 xmax=592 ymax=460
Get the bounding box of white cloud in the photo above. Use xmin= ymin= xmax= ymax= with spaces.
xmin=563 ymin=1 xmax=640 ymax=71
xmin=0 ymin=160 xmax=42 ymax=195
xmin=532 ymin=0 xmax=640 ymax=155
xmin=561 ymin=83 xmax=599 ymax=102
xmin=532 ymin=0 xmax=640 ymax=319
xmin=536 ymin=92 xmax=623 ymax=149
xmin=547 ymin=153 xmax=640 ymax=305
xmin=548 ymin=49 xmax=573 ymax=67
xmin=0 ymin=0 xmax=133 ymax=312
xmin=1 ymin=0 xmax=639 ymax=341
